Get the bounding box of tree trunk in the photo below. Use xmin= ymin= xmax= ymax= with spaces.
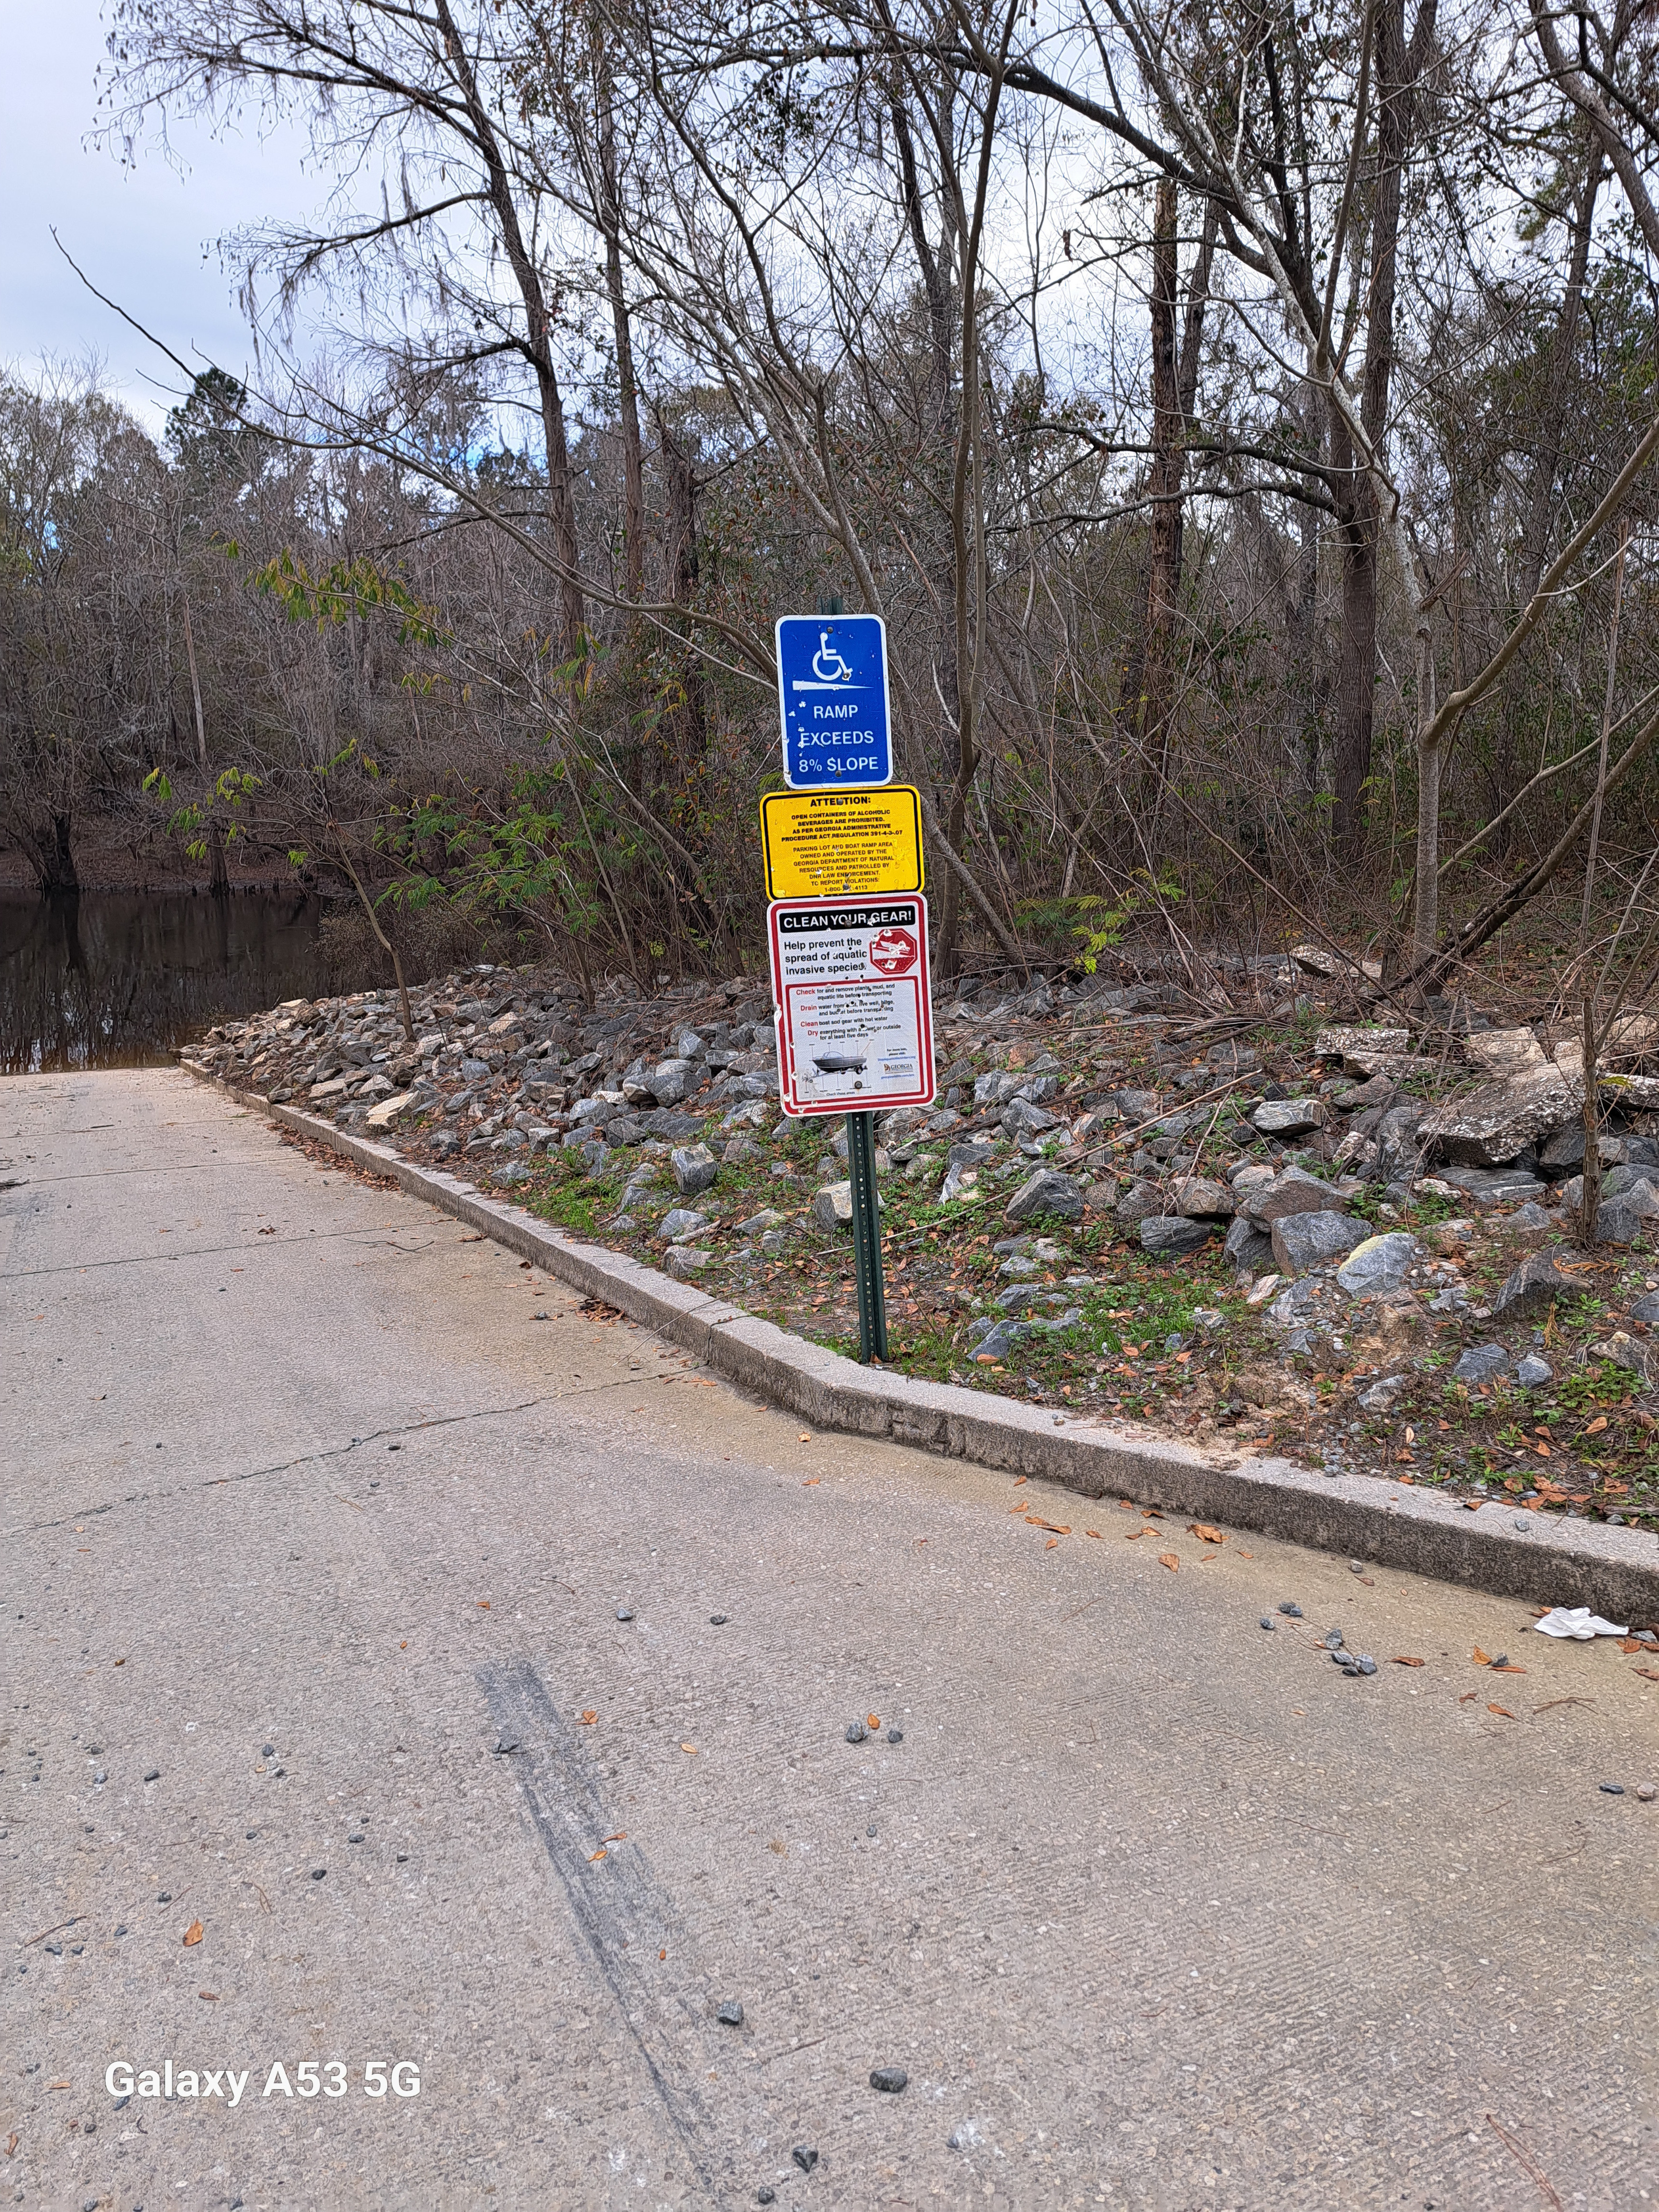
xmin=658 ymin=412 xmax=706 ymax=776
xmin=180 ymin=592 xmax=229 ymax=896
xmin=594 ymin=33 xmax=644 ymax=604
xmin=1333 ymin=0 xmax=1422 ymax=858
xmin=434 ymin=0 xmax=585 ymax=655
xmin=46 ymin=814 xmax=79 ymax=897
xmin=1579 ymin=991 xmax=1602 ymax=1246
xmin=1139 ymin=176 xmax=1183 ymax=758
xmin=1493 ymin=143 xmax=1602 ymax=847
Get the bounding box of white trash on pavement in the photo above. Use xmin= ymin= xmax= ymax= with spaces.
xmin=1533 ymin=1606 xmax=1630 ymax=1640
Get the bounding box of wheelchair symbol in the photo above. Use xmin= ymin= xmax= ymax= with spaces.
xmin=811 ymin=631 xmax=854 ymax=683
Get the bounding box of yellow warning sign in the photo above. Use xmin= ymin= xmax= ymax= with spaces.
xmin=760 ymin=785 xmax=924 ymax=899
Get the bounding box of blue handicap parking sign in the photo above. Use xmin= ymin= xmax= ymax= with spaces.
xmin=774 ymin=614 xmax=893 ymax=789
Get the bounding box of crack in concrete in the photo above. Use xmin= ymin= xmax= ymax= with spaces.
xmin=11 ymin=1369 xmax=705 ymax=1537
xmin=1 ymin=1228 xmax=454 ymax=1281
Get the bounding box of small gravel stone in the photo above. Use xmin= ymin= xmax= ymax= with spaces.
xmin=886 ymin=1727 xmax=903 ymax=1743
xmin=758 ymin=2191 xmax=776 ymax=2207
xmin=262 ymin=1743 xmax=276 ymax=1758
xmin=1278 ymin=1602 xmax=1303 ymax=1618
xmin=310 ymin=1867 xmax=327 ymax=1879
xmin=348 ymin=1833 xmax=365 ymax=1844
xmin=1515 ymin=1354 xmax=1553 ymax=1387
xmin=1260 ymin=1616 xmax=1275 ymax=1631
xmin=1637 ymin=1783 xmax=1656 ymax=1801
xmin=156 ymin=1892 xmax=171 ymax=1902
xmin=1349 ymin=1560 xmax=1365 ymax=1574
xmin=1600 ymin=1782 xmax=1626 ymax=1795
xmin=870 ymin=2066 xmax=909 ymax=2093
xmin=143 ymin=1769 xmax=160 ymax=1782
xmin=792 ymin=2146 xmax=819 ymax=2174
xmin=709 ymin=1613 xmax=728 ymax=1626
xmin=616 ymin=1607 xmax=635 ymax=1622
xmin=845 ymin=1719 xmax=868 ymax=1743
xmin=1322 ymin=1629 xmax=1345 ymax=1650
xmin=1356 ymin=1655 xmax=1377 ymax=1675
xmin=716 ymin=2000 xmax=744 ymax=2026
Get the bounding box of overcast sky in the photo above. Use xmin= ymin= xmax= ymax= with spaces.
xmin=3 ymin=0 xmax=321 ymax=432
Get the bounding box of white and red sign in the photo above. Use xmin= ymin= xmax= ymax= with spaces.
xmin=767 ymin=896 xmax=936 ymax=1117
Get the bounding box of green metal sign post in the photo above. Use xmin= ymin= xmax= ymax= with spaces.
xmin=844 ymin=1108 xmax=888 ymax=1362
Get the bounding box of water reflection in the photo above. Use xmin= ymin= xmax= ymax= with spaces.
xmin=0 ymin=892 xmax=350 ymax=1072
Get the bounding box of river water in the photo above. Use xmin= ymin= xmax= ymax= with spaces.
xmin=0 ymin=892 xmax=348 ymax=1073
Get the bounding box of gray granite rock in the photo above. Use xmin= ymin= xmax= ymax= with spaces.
xmin=1270 ymin=1209 xmax=1366 ymax=1276
xmin=659 ymin=1207 xmax=708 ymax=1243
xmin=1223 ymin=1216 xmax=1274 ymax=1274
xmin=671 ymin=1142 xmax=719 ymax=1197
xmin=1139 ymin=1215 xmax=1212 ymax=1255
xmin=1000 ymin=1095 xmax=1060 ymax=1138
xmin=1246 ymin=1164 xmax=1343 ymax=1226
xmin=1515 ymin=1355 xmax=1553 ymax=1387
xmin=1596 ymin=1193 xmax=1658 ymax=1246
xmin=1005 ymin=1169 xmax=1085 ymax=1222
xmin=1171 ymin=1174 xmax=1233 ymax=1218
xmin=1454 ymin=1343 xmax=1510 ymax=1383
xmin=812 ymin=1182 xmax=854 ymax=1229
xmin=1335 ymin=1231 xmax=1420 ymax=1297
xmin=1251 ymin=1097 xmax=1327 ymax=1138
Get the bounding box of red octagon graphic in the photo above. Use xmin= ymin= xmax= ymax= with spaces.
xmin=868 ymin=926 xmax=918 ymax=975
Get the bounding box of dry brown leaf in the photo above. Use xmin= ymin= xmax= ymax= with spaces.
xmin=768 ymin=1838 xmax=787 ymax=1855
xmin=866 ymin=1713 xmax=881 ymax=1730
xmin=199 ymin=1990 xmax=217 ymax=2002
xmin=1392 ymin=1655 xmax=1426 ymax=1667
xmin=1636 ymin=1667 xmax=1659 ymax=1683
xmin=604 ymin=1831 xmax=627 ymax=1843
xmin=1491 ymin=1663 xmax=1527 ymax=1674
xmin=588 ymin=1848 xmax=608 ymax=1862
xmin=476 ymin=1600 xmax=491 ymax=1611
xmin=1459 ymin=1691 xmax=1478 ymax=1703
xmin=802 ymin=1478 xmax=820 ymax=1487
xmin=1086 ymin=1529 xmax=1102 ymax=1539
xmin=1124 ymin=1528 xmax=1147 ymax=1540
xmin=1158 ymin=1553 xmax=1179 ymax=1572
xmin=680 ymin=1742 xmax=698 ymax=1754
xmin=1188 ymin=1524 xmax=1225 ymax=1544
xmin=7 ymin=2131 xmax=19 ymax=2158
xmin=1487 ymin=1703 xmax=1518 ymax=1719
xmin=1618 ymin=1637 xmax=1644 ymax=1653
xmin=579 ymin=1710 xmax=598 ymax=1725
xmin=798 ymin=1432 xmax=812 ymax=1441
xmin=1472 ymin=1646 xmax=1492 ymax=1666
xmin=1045 ymin=1537 xmax=1059 ymax=1549
xmin=1583 ymin=1415 xmax=1609 ymax=1435
xmin=182 ymin=1921 xmax=203 ymax=1947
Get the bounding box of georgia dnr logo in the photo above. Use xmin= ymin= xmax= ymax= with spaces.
xmin=868 ymin=927 xmax=918 ymax=975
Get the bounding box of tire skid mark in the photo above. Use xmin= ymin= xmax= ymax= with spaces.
xmin=477 ymin=1659 xmax=733 ymax=2206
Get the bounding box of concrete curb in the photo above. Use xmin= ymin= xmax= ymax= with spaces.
xmin=190 ymin=1067 xmax=1659 ymax=1617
